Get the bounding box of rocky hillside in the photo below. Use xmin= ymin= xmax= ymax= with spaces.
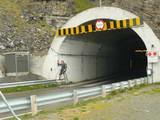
xmin=99 ymin=0 xmax=160 ymax=40
xmin=0 ymin=0 xmax=74 ymax=54
xmin=0 ymin=0 xmax=159 ymax=54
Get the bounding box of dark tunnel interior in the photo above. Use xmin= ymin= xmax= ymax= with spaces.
xmin=60 ymin=19 xmax=147 ymax=83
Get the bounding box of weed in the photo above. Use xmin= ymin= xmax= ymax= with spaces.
xmin=73 ymin=117 xmax=79 ymax=120
xmin=74 ymin=0 xmax=94 ymax=13
xmin=0 ymin=83 xmax=58 ymax=93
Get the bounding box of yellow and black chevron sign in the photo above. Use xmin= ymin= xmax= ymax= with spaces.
xmin=53 ymin=17 xmax=143 ymax=36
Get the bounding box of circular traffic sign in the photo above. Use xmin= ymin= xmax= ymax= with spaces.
xmin=148 ymin=52 xmax=152 ymax=56
xmin=153 ymin=52 xmax=157 ymax=56
xmin=95 ymin=20 xmax=105 ymax=31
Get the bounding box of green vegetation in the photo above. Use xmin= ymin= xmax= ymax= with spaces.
xmin=0 ymin=0 xmax=27 ymax=29
xmin=73 ymin=117 xmax=79 ymax=120
xmin=74 ymin=0 xmax=95 ymax=13
xmin=0 ymin=83 xmax=57 ymax=93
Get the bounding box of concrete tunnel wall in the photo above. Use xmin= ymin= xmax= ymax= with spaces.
xmin=42 ymin=7 xmax=160 ymax=83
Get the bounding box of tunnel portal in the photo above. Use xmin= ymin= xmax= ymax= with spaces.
xmin=58 ymin=19 xmax=147 ymax=82
xmin=43 ymin=7 xmax=160 ymax=83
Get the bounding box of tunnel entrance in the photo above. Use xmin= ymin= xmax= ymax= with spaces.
xmin=59 ymin=19 xmax=147 ymax=83
xmin=43 ymin=7 xmax=160 ymax=83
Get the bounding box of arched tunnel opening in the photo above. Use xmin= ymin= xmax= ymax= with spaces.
xmin=58 ymin=19 xmax=147 ymax=83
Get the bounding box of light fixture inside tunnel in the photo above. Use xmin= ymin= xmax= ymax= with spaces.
xmin=59 ymin=19 xmax=147 ymax=83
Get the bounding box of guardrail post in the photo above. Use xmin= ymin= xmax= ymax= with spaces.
xmin=120 ymin=82 xmax=123 ymax=90
xmin=147 ymin=76 xmax=152 ymax=84
xmin=140 ymin=78 xmax=143 ymax=84
xmin=134 ymin=79 xmax=137 ymax=86
xmin=147 ymin=77 xmax=149 ymax=83
xmin=102 ymin=85 xmax=106 ymax=98
xmin=112 ymin=83 xmax=115 ymax=91
xmin=146 ymin=76 xmax=149 ymax=84
xmin=141 ymin=78 xmax=144 ymax=84
xmin=73 ymin=90 xmax=78 ymax=105
xmin=30 ymin=95 xmax=38 ymax=116
xmin=128 ymin=80 xmax=132 ymax=88
xmin=143 ymin=78 xmax=146 ymax=84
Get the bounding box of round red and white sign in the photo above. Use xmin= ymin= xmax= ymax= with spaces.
xmin=95 ymin=20 xmax=105 ymax=31
xmin=148 ymin=52 xmax=152 ymax=56
xmin=147 ymin=51 xmax=158 ymax=56
xmin=153 ymin=52 xmax=157 ymax=56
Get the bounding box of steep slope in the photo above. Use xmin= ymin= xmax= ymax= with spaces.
xmin=0 ymin=0 xmax=159 ymax=54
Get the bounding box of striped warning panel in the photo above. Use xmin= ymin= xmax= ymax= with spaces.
xmin=54 ymin=17 xmax=143 ymax=36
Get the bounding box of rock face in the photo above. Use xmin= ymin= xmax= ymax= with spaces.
xmin=99 ymin=0 xmax=160 ymax=39
xmin=0 ymin=0 xmax=72 ymax=54
xmin=0 ymin=0 xmax=159 ymax=54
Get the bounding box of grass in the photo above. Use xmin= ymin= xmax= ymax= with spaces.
xmin=8 ymin=82 xmax=160 ymax=120
xmin=74 ymin=0 xmax=95 ymax=13
xmin=138 ymin=87 xmax=160 ymax=95
xmin=0 ymin=83 xmax=58 ymax=93
xmin=73 ymin=117 xmax=79 ymax=120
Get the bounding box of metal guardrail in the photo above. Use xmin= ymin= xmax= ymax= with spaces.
xmin=0 ymin=77 xmax=149 ymax=119
xmin=0 ymin=80 xmax=57 ymax=89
